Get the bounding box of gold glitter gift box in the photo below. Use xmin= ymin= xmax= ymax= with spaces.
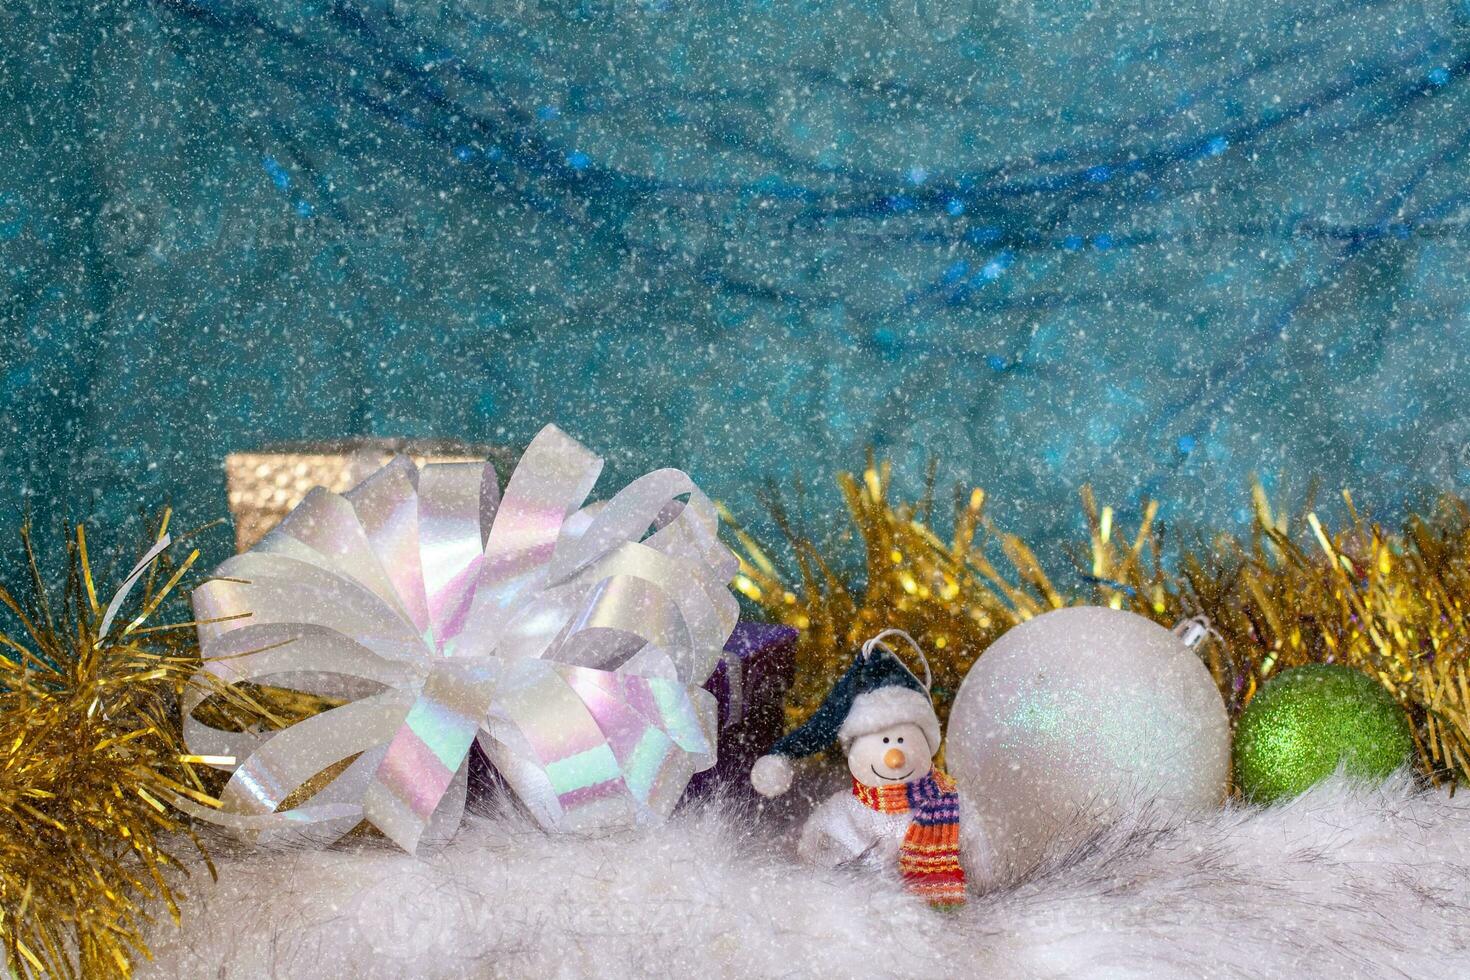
xmin=224 ymin=439 xmax=511 ymax=552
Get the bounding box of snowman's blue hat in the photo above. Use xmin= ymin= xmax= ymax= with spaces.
xmin=749 ymin=629 xmax=940 ymax=798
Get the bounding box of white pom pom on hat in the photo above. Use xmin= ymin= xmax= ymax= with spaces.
xmin=750 ymin=753 xmax=794 ymax=798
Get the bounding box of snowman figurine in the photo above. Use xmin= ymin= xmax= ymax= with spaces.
xmin=750 ymin=629 xmax=966 ymax=909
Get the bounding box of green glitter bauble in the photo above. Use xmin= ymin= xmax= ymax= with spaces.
xmin=1233 ymin=664 xmax=1413 ymax=803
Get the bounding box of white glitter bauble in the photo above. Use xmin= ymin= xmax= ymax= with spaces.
xmin=947 ymin=606 xmax=1229 ymax=888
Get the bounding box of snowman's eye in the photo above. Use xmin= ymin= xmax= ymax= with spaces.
xmin=881 ymin=737 xmax=889 ymax=744
xmin=897 ymin=737 xmax=904 ymax=744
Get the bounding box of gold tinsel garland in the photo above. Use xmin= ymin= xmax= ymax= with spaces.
xmin=0 ymin=514 xmax=257 ymax=979
xmin=727 ymin=461 xmax=1470 ymax=788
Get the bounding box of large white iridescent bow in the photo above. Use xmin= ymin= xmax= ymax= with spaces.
xmin=179 ymin=425 xmax=738 ymax=852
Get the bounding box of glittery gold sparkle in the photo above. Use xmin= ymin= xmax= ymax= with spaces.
xmin=729 ymin=460 xmax=1470 ymax=789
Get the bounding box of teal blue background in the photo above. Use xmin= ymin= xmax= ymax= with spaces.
xmin=3 ymin=0 xmax=1470 ymax=575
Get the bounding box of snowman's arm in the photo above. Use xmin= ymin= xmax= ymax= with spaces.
xmin=797 ymin=794 xmax=869 ymax=867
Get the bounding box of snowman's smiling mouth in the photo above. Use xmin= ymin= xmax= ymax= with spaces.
xmin=871 ymin=765 xmax=914 ymax=783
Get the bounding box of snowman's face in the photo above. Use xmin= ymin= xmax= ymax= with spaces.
xmin=846 ymin=723 xmax=933 ymax=787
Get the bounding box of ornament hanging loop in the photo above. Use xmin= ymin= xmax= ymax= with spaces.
xmin=1173 ymin=614 xmax=1223 ymax=652
xmin=860 ymin=627 xmax=933 ymax=692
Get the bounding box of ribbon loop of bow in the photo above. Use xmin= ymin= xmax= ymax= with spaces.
xmin=179 ymin=425 xmax=738 ymax=851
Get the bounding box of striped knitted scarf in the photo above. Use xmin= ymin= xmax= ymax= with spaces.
xmin=852 ymin=770 xmax=966 ymax=909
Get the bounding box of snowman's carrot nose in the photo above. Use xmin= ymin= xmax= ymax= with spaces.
xmin=883 ymin=747 xmax=906 ymax=770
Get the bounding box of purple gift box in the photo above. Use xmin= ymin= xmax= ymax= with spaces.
xmin=468 ymin=621 xmax=797 ymax=810
xmin=683 ymin=620 xmax=798 ymax=800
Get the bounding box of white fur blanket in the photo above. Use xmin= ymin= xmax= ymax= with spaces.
xmin=143 ymin=772 xmax=1470 ymax=979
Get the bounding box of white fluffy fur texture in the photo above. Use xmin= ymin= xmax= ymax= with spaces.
xmin=144 ymin=771 xmax=1470 ymax=979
